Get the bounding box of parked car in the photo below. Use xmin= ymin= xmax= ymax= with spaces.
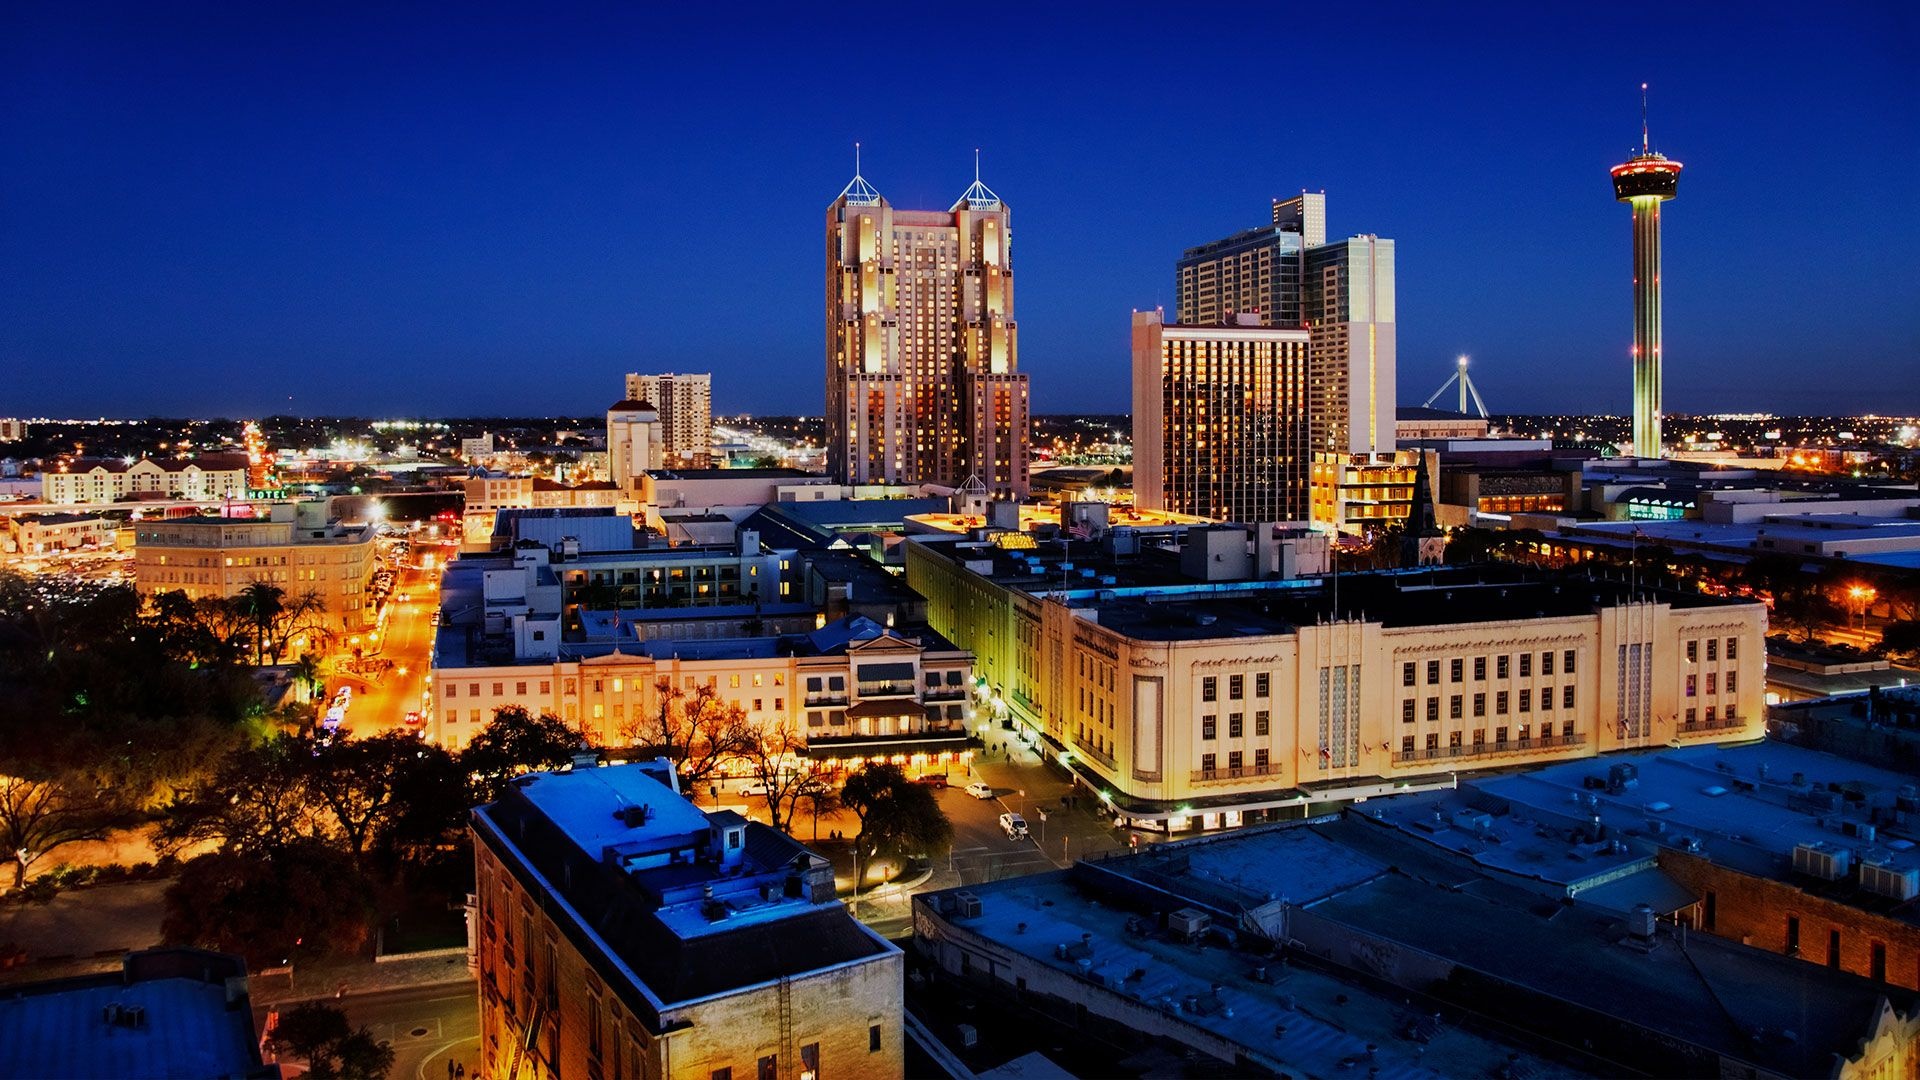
xmin=964 ymin=782 xmax=995 ymax=800
xmin=913 ymin=773 xmax=948 ymax=788
xmin=738 ymin=782 xmax=770 ymax=798
xmin=999 ymin=812 xmax=1029 ymax=840
xmin=403 ymin=711 xmax=422 ymax=727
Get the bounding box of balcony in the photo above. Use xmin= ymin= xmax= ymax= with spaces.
xmin=923 ymin=686 xmax=969 ymax=701
xmin=857 ymin=680 xmax=915 ymax=699
xmin=1191 ymin=763 xmax=1282 ymax=785
xmin=1678 ymin=715 xmax=1748 ymax=736
xmin=1074 ymin=741 xmax=1116 ymax=769
xmin=1395 ymin=733 xmax=1587 ymax=764
xmin=803 ymin=692 xmax=849 ymax=707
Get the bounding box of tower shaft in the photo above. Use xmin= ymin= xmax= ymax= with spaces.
xmin=1630 ymin=195 xmax=1664 ymax=459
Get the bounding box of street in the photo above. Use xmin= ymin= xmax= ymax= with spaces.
xmin=336 ymin=551 xmax=440 ymax=736
xmin=261 ymin=983 xmax=478 ymax=1080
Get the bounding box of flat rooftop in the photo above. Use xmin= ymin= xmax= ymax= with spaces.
xmin=0 ymin=954 xmax=264 ymax=1079
xmin=924 ymin=870 xmax=1583 ymax=1078
xmin=1469 ymin=740 xmax=1920 ymax=913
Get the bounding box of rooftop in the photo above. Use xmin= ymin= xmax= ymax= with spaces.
xmin=921 ymin=869 xmax=1586 ymax=1078
xmin=0 ymin=949 xmax=268 ymax=1080
xmin=475 ymin=765 xmax=894 ymax=1029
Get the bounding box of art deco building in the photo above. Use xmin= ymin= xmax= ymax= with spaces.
xmin=907 ymin=533 xmax=1767 ymax=829
xmin=825 ymin=159 xmax=1029 ymax=497
xmin=1131 ymin=311 xmax=1312 ymax=522
xmin=625 ymin=372 xmax=712 ymax=468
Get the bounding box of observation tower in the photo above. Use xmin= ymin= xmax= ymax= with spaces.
xmin=1611 ymin=84 xmax=1682 ymax=459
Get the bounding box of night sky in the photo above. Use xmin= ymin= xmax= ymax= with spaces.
xmin=3 ymin=3 xmax=1915 ymax=420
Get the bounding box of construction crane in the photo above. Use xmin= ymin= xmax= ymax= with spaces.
xmin=1422 ymin=355 xmax=1490 ymax=418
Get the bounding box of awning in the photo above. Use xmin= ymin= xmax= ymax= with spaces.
xmin=856 ymin=662 xmax=915 ymax=682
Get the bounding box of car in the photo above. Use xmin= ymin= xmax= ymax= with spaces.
xmin=912 ymin=773 xmax=948 ymax=788
xmin=738 ymin=782 xmax=770 ymax=798
xmin=403 ymin=711 xmax=423 ymax=727
xmin=999 ymin=812 xmax=1029 ymax=840
xmin=964 ymin=782 xmax=995 ymax=800
xmin=429 ymin=611 xmax=441 ymax=626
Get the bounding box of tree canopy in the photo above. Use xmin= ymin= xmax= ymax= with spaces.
xmin=840 ymin=764 xmax=952 ymax=889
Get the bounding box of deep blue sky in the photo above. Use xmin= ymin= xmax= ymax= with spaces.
xmin=3 ymin=3 xmax=1915 ymax=419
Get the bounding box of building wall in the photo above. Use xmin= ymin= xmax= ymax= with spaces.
xmin=431 ymin=645 xmax=974 ymax=761
xmin=43 ymin=460 xmax=248 ymax=505
xmin=1306 ymin=237 xmax=1396 ymax=456
xmin=906 ymin=540 xmax=1768 ymax=816
xmin=132 ymin=523 xmax=378 ymax=630
xmin=626 ymin=373 xmax=713 ymax=468
xmin=1661 ymin=849 xmax=1920 ymax=992
xmin=474 ymin=838 xmax=903 ymax=1080
xmin=1130 ymin=313 xmax=1312 ymax=523
xmin=825 ymin=191 xmax=1028 ymax=497
xmin=608 ymin=408 xmax=663 ymax=490
xmin=7 ymin=516 xmax=114 ymax=553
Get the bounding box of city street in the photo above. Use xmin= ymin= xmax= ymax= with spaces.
xmin=261 ymin=982 xmax=478 ymax=1080
xmin=335 ymin=557 xmax=438 ymax=736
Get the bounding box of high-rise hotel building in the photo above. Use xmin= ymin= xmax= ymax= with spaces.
xmin=825 ymin=163 xmax=1029 ymax=497
xmin=1176 ymin=192 xmax=1395 ymax=456
xmin=1131 ymin=311 xmax=1312 ymax=522
xmin=624 ymin=372 xmax=712 ymax=468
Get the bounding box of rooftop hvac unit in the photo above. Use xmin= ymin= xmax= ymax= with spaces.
xmin=954 ymin=891 xmax=982 ymax=919
xmin=1167 ymin=908 xmax=1212 ymax=941
xmin=1843 ymin=820 xmax=1878 ymax=843
xmin=1794 ymin=842 xmax=1851 ymax=882
xmin=1860 ymin=858 xmax=1920 ymax=902
xmin=1452 ymin=809 xmax=1493 ymax=834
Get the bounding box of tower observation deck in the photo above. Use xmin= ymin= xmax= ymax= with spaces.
xmin=1611 ymin=85 xmax=1682 ymax=460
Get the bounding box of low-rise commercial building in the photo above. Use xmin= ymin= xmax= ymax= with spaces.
xmin=429 ymin=528 xmax=974 ymax=763
xmin=0 ymin=948 xmax=276 ymax=1079
xmin=3 ymin=512 xmax=115 ymax=554
xmin=473 ymin=763 xmax=902 ymax=1079
xmin=906 ymin=532 xmax=1768 ymax=827
xmin=460 ymin=476 xmax=624 ymax=549
xmin=42 ymin=452 xmax=250 ymax=506
xmin=916 ymin=809 xmax=1920 ymax=1078
xmin=131 ymin=500 xmax=379 ymax=630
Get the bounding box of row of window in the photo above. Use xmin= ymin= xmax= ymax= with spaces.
xmin=1200 ymin=673 xmax=1272 ymax=702
xmin=1403 ymin=686 xmax=1578 ymax=722
xmin=1684 ymin=672 xmax=1738 ymax=696
xmin=1402 ymin=650 xmax=1579 ymax=687
xmin=1201 ymin=711 xmax=1272 ymax=740
xmin=1685 ymin=637 xmax=1740 ymax=662
xmin=1403 ymin=722 xmax=1577 ymax=754
xmin=1199 ymin=749 xmax=1272 ymax=774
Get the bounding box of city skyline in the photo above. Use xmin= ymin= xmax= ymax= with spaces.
xmin=3 ymin=4 xmax=1916 ymax=419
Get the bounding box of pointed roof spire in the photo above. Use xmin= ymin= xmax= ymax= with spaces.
xmin=836 ymin=140 xmax=882 ymax=206
xmin=953 ymin=147 xmax=1002 ymax=211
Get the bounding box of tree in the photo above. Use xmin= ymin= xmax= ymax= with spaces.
xmin=739 ymin=722 xmax=815 ymax=834
xmin=158 ymin=738 xmax=332 ymax=858
xmin=162 ymin=838 xmax=373 ymax=968
xmin=462 ymin=706 xmax=585 ymax=805
xmin=305 ymin=731 xmax=424 ymax=865
xmin=235 ymin=582 xmax=285 ymax=667
xmin=622 ymin=679 xmax=752 ymax=793
xmin=1881 ymin=620 xmax=1920 ymax=661
xmin=270 ymin=1002 xmax=394 ymax=1080
xmin=839 ymin=764 xmax=953 ymax=890
xmin=0 ymin=774 xmax=122 ymax=889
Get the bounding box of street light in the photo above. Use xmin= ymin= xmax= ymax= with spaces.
xmin=1848 ymin=585 xmax=1877 ymax=633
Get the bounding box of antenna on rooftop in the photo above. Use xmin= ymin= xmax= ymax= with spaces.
xmin=1641 ymin=83 xmax=1650 ymax=155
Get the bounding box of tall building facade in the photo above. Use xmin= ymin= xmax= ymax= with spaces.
xmin=1175 ymin=193 xmax=1395 ymax=456
xmin=1131 ymin=311 xmax=1312 ymax=522
xmin=825 ymin=164 xmax=1029 ymax=497
xmin=624 ymin=372 xmax=712 ymax=468
xmin=605 ymin=398 xmax=662 ymax=489
xmin=1612 ymin=90 xmax=1682 ymax=460
xmin=473 ymin=764 xmax=903 ymax=1080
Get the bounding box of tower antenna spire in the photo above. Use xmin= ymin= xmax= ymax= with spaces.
xmin=855 ymin=140 xmax=862 ymax=176
xmin=1641 ymin=83 xmax=1650 ymax=155
xmin=974 ymin=147 xmax=980 ymax=183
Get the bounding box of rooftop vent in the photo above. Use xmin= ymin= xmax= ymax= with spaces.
xmin=955 ymin=890 xmax=982 ymax=919
xmin=1793 ymin=841 xmax=1850 ymax=881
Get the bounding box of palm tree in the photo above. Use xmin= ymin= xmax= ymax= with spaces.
xmin=290 ymin=653 xmax=325 ymax=705
xmin=235 ymin=582 xmax=285 ymax=667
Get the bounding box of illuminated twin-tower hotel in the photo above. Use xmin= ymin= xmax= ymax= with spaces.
xmin=1612 ymin=88 xmax=1682 ymax=460
xmin=826 ymin=153 xmax=1029 ymax=497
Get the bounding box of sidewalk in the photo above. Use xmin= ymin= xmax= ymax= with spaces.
xmin=251 ymin=949 xmax=474 ymax=1008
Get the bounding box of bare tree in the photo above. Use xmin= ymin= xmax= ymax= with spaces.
xmin=0 ymin=774 xmax=120 ymax=889
xmin=621 ymin=679 xmax=753 ymax=792
xmin=740 ymin=722 xmax=817 ymax=834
